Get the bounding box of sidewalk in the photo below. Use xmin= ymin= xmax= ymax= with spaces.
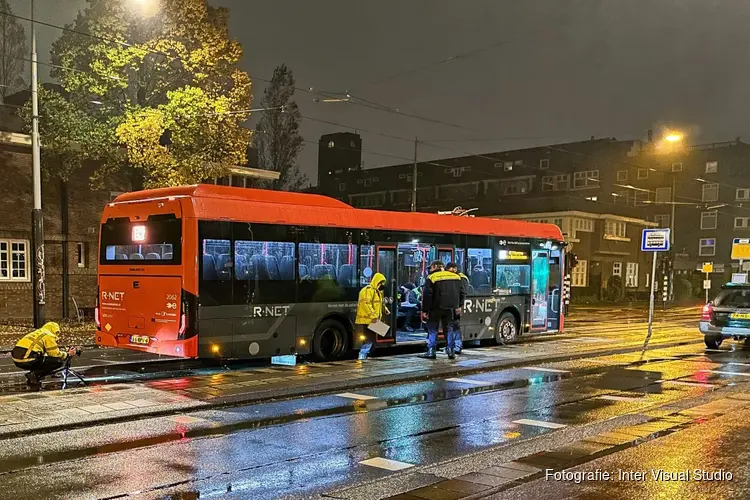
xmin=0 ymin=322 xmax=700 ymax=439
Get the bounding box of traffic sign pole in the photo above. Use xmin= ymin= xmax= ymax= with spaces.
xmin=641 ymin=228 xmax=671 ymax=354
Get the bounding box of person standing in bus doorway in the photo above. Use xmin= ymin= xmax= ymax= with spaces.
xmin=355 ymin=272 xmax=389 ymax=360
xmin=421 ymin=261 xmax=464 ymax=359
xmin=446 ymin=262 xmax=469 ymax=354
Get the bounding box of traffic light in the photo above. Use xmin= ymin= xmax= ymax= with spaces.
xmin=566 ymin=253 xmax=579 ymax=271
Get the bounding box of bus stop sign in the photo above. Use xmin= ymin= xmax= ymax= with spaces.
xmin=731 ymin=238 xmax=750 ymax=260
xmin=641 ymin=228 xmax=671 ymax=252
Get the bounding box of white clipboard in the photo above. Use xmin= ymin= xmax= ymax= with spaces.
xmin=367 ymin=320 xmax=390 ymax=337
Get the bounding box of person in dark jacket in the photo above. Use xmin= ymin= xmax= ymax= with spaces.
xmin=421 ymin=261 xmax=465 ymax=359
xmin=446 ymin=262 xmax=469 ymax=354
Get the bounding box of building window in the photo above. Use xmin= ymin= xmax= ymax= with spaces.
xmin=338 ymin=182 xmax=346 ymax=192
xmin=671 ymin=162 xmax=683 ymax=172
xmin=487 ymin=177 xmax=533 ymax=197
xmin=616 ymin=170 xmax=628 ymax=181
xmin=571 ymin=218 xmax=594 ymax=233
xmin=654 ymin=214 xmax=670 ymax=228
xmin=613 ymin=191 xmax=632 ymax=205
xmin=705 ymin=161 xmax=718 ymax=174
xmin=702 ymin=183 xmax=719 ymax=202
xmin=625 ymin=262 xmax=639 ymax=288
xmin=735 ymin=217 xmax=750 ymax=229
xmin=699 ymin=238 xmax=716 ymax=257
xmin=700 ymin=211 xmax=718 ymax=230
xmin=655 ymin=187 xmax=671 ymax=204
xmin=350 ymin=193 xmax=386 ymax=208
xmin=737 ymin=188 xmax=750 ymax=201
xmin=502 ymin=161 xmax=513 ymax=172
xmin=0 ymin=240 xmax=29 ymax=281
xmin=634 ymin=191 xmax=650 ymax=206
xmin=542 ymin=174 xmax=569 ymax=192
xmin=539 ymin=159 xmax=550 ymax=169
xmin=637 ymin=169 xmax=649 ymax=179
xmin=77 ymin=242 xmax=86 ymax=268
xmin=440 ymin=182 xmax=479 ymax=201
xmin=604 ymin=220 xmax=627 ymax=239
xmin=571 ymin=259 xmax=588 ymax=287
xmin=612 ymin=262 xmax=622 ymax=277
xmin=572 ymin=170 xmax=599 ymax=189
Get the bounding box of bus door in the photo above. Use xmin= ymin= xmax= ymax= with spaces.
xmin=375 ymin=244 xmax=397 ymax=344
xmin=530 ymin=249 xmax=550 ymax=332
xmin=547 ymin=248 xmax=562 ymax=331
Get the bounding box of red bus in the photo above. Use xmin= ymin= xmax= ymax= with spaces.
xmin=95 ymin=185 xmax=565 ymax=360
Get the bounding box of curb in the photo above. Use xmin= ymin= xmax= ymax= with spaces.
xmin=0 ymin=335 xmax=702 ymax=440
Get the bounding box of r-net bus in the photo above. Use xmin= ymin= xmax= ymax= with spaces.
xmin=95 ymin=185 xmax=565 ymax=360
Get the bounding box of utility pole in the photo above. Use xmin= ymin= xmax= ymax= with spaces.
xmin=410 ymin=137 xmax=418 ymax=212
xmin=30 ymin=0 xmax=45 ymax=327
xmin=669 ymin=175 xmax=676 ymax=302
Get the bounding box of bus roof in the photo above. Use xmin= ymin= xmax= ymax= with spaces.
xmin=110 ymin=185 xmax=564 ymax=241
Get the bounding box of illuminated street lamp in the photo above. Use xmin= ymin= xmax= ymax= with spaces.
xmin=665 ymin=132 xmax=683 ymax=143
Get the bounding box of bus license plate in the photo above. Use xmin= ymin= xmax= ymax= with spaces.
xmin=130 ymin=335 xmax=150 ymax=345
xmin=730 ymin=313 xmax=750 ymax=320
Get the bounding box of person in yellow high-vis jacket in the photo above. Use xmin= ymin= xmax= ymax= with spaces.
xmin=355 ymin=273 xmax=389 ymax=360
xmin=12 ymin=322 xmax=76 ymax=387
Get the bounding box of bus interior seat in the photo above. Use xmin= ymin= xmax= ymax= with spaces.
xmin=471 ymin=270 xmax=490 ymax=288
xmin=145 ymin=253 xmax=161 ymax=260
xmin=216 ymin=253 xmax=232 ymax=280
xmin=234 ymin=254 xmax=248 ymax=279
xmin=202 ymin=254 xmax=218 ymax=280
xmin=280 ymin=256 xmax=295 ymax=280
xmin=338 ymin=264 xmax=355 ymax=287
xmin=163 ymin=252 xmax=173 ymax=260
xmin=265 ymin=256 xmax=281 ymax=280
xmin=129 ymin=253 xmax=144 ymax=260
xmin=298 ymin=264 xmax=310 ymax=279
xmin=312 ymin=265 xmax=333 ymax=280
xmin=325 ymin=264 xmax=337 ymax=279
xmin=116 ymin=254 xmax=128 ymax=260
xmin=249 ymin=254 xmax=271 ymax=281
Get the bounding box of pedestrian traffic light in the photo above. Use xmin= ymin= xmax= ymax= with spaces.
xmin=566 ymin=253 xmax=579 ymax=271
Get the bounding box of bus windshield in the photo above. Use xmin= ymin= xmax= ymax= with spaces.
xmin=100 ymin=216 xmax=182 ymax=264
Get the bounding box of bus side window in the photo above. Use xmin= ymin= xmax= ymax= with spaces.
xmin=298 ymin=242 xmax=359 ymax=302
xmin=466 ymin=248 xmax=492 ymax=296
xmin=233 ymin=240 xmax=296 ymax=304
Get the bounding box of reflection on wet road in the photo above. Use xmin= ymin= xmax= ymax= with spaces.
xmin=1 ymin=338 xmax=749 ymax=500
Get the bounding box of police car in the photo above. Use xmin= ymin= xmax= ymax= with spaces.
xmin=700 ymin=283 xmax=750 ymax=348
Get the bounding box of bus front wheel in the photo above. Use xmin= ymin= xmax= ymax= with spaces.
xmin=494 ymin=311 xmax=519 ymax=345
xmin=312 ymin=319 xmax=350 ymax=361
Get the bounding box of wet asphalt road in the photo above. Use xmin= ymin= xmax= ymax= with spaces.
xmin=1 ymin=337 xmax=749 ymax=499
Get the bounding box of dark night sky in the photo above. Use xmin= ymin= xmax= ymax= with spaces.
xmin=10 ymin=0 xmax=750 ymax=183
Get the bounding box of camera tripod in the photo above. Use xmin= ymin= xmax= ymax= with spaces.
xmin=50 ymin=355 xmax=87 ymax=390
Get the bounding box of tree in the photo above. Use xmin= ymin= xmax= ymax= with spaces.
xmin=37 ymin=0 xmax=252 ymax=189
xmin=0 ymin=0 xmax=27 ymax=102
xmin=254 ymin=64 xmax=308 ymax=191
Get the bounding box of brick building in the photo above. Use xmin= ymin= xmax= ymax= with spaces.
xmin=0 ymin=129 xmax=278 ymax=321
xmin=316 ymin=132 xmax=750 ymax=300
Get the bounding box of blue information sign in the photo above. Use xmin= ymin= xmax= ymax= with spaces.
xmin=641 ymin=228 xmax=671 ymax=252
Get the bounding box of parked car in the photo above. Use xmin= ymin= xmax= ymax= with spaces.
xmin=700 ymin=284 xmax=750 ymax=348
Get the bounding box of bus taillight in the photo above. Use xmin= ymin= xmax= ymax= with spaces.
xmin=95 ymin=286 xmax=101 ymax=330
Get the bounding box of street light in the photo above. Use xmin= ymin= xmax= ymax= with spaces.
xmin=665 ymin=132 xmax=683 ymax=143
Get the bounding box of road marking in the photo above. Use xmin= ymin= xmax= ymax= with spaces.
xmin=656 ymin=379 xmax=716 ymax=387
xmin=336 ymin=392 xmax=378 ymax=401
xmin=446 ymin=377 xmax=487 ymax=386
xmin=704 ymin=349 xmax=725 ymax=353
xmin=521 ymin=367 xmax=570 ymax=374
xmin=512 ymin=418 xmax=567 ymax=429
xmin=359 ymin=457 xmax=414 ymax=471
xmin=728 ymin=362 xmax=750 ymax=367
xmin=700 ymin=370 xmax=750 ymax=377
xmin=597 ymin=395 xmax=646 ymax=402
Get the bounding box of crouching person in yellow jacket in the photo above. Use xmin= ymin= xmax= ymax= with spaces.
xmin=12 ymin=322 xmax=76 ymax=387
xmin=355 ymin=273 xmax=389 ymax=360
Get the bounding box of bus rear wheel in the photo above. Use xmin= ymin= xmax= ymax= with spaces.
xmin=312 ymin=319 xmax=350 ymax=361
xmin=494 ymin=311 xmax=519 ymax=345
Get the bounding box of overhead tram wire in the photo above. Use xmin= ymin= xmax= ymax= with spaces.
xmin=2 ymin=10 xmax=478 ymax=135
